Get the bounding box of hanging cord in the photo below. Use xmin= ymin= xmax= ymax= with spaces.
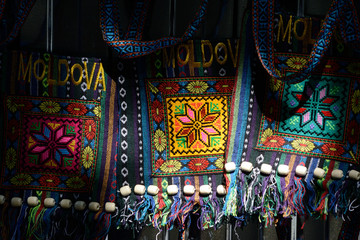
xmin=46 ymin=0 xmax=53 ymax=53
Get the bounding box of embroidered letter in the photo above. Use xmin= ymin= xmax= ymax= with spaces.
xmin=33 ymin=58 xmax=46 ymax=81
xmin=201 ymin=40 xmax=213 ymax=68
xmin=18 ymin=53 xmax=32 ymax=82
xmin=277 ymin=15 xmax=293 ymax=43
xmin=163 ymin=46 xmax=175 ymax=68
xmin=215 ymin=42 xmax=228 ymax=65
xmin=57 ymin=59 xmax=69 ymax=86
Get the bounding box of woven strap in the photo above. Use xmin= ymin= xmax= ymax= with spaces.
xmin=253 ymin=0 xmax=360 ymax=84
xmin=0 ymin=0 xmax=36 ymax=46
xmin=99 ymin=0 xmax=209 ymax=58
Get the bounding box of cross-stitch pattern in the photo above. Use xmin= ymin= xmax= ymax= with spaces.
xmin=255 ymin=54 xmax=360 ymax=164
xmin=146 ymin=77 xmax=234 ymax=176
xmin=2 ymin=96 xmax=101 ymax=192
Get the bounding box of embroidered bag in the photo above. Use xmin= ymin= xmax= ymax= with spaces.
xmin=0 ymin=51 xmax=119 ymax=240
xmin=224 ymin=0 xmax=360 ymax=236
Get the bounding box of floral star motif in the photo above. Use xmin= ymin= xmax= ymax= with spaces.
xmin=175 ymin=102 xmax=221 ymax=148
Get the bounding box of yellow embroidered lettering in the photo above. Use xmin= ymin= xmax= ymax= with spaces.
xmin=277 ymin=15 xmax=292 ymax=43
xmin=46 ymin=56 xmax=57 ymax=85
xmin=18 ymin=53 xmax=32 ymax=82
xmin=215 ymin=42 xmax=228 ymax=65
xmin=188 ymin=40 xmax=201 ymax=76
xmin=33 ymin=58 xmax=46 ymax=81
xmin=293 ymin=18 xmax=308 ymax=41
xmin=57 ymin=59 xmax=69 ymax=86
xmin=94 ymin=63 xmax=106 ymax=91
xmin=83 ymin=61 xmax=96 ymax=90
xmin=177 ymin=43 xmax=190 ymax=66
xmin=163 ymin=46 xmax=175 ymax=68
xmin=201 ymin=40 xmax=213 ymax=68
xmin=227 ymin=39 xmax=240 ymax=68
xmin=71 ymin=63 xmax=83 ymax=85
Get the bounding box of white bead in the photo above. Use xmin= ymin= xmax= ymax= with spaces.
xmin=147 ymin=185 xmax=159 ymax=196
xmin=260 ymin=163 xmax=272 ymax=175
xmin=216 ymin=185 xmax=227 ymax=196
xmin=11 ymin=197 xmax=22 ymax=207
xmin=74 ymin=201 xmax=86 ymax=211
xmin=0 ymin=195 xmax=5 ymax=205
xmin=295 ymin=165 xmax=307 ymax=177
xmin=44 ymin=198 xmax=56 ymax=208
xmin=349 ymin=170 xmax=360 ymax=181
xmin=88 ymin=202 xmax=100 ymax=212
xmin=240 ymin=162 xmax=253 ymax=173
xmin=313 ymin=168 xmax=325 ymax=178
xmin=225 ymin=162 xmax=236 ymax=173
xmin=167 ymin=185 xmax=178 ymax=195
xmin=183 ymin=185 xmax=195 ymax=195
xmin=59 ymin=199 xmax=72 ymax=209
xmin=331 ymin=169 xmax=344 ymax=179
xmin=27 ymin=196 xmax=39 ymax=207
xmin=199 ymin=185 xmax=212 ymax=195
xmin=277 ymin=164 xmax=289 ymax=176
xmin=105 ymin=202 xmax=116 ymax=213
xmin=119 ymin=185 xmax=132 ymax=197
xmin=134 ymin=184 xmax=146 ymax=195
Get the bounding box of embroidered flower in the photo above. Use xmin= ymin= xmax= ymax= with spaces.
xmin=39 ymin=175 xmax=61 ymax=187
xmin=155 ymin=158 xmax=165 ymax=170
xmin=158 ymin=82 xmax=180 ymax=95
xmin=291 ymin=139 xmax=315 ymax=152
xmin=66 ymin=176 xmax=86 ymax=189
xmin=82 ymin=146 xmax=94 ymax=169
xmin=7 ymin=98 xmax=18 ymax=112
xmin=6 ymin=148 xmax=17 ymax=170
xmin=188 ymin=158 xmax=209 ymax=171
xmin=286 ymin=57 xmax=307 ymax=70
xmin=159 ymin=160 xmax=182 ymax=173
xmin=151 ymin=100 xmax=164 ymax=123
xmin=39 ymin=101 xmax=61 ymax=114
xmin=93 ymin=106 xmax=101 ymax=118
xmin=346 ymin=62 xmax=360 ymax=75
xmin=347 ymin=120 xmax=359 ymax=145
xmin=263 ymin=135 xmax=285 ymax=148
xmin=7 ymin=119 xmax=20 ymax=141
xmin=351 ymin=90 xmax=360 ymax=114
xmin=214 ymin=157 xmax=225 ymax=169
xmin=269 ymin=77 xmax=282 ymax=92
xmin=67 ymin=103 xmax=87 ymax=116
xmin=10 ymin=174 xmax=32 ymax=186
xmin=154 ymin=129 xmax=167 ymax=152
xmin=84 ymin=120 xmax=96 ymax=140
xmin=214 ymin=80 xmax=234 ymax=93
xmin=321 ymin=143 xmax=345 ymax=156
xmin=261 ymin=128 xmax=274 ymax=143
xmin=186 ymin=81 xmax=208 ymax=94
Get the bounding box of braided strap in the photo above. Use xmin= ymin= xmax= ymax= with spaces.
xmin=99 ymin=0 xmax=208 ymax=58
xmin=253 ymin=0 xmax=360 ymax=84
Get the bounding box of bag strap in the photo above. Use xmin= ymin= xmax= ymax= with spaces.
xmin=0 ymin=0 xmax=36 ymax=46
xmin=99 ymin=0 xmax=209 ymax=58
xmin=252 ymin=0 xmax=360 ymax=84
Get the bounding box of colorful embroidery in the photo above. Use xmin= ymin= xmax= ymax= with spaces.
xmin=146 ymin=77 xmax=233 ymax=176
xmin=256 ymin=54 xmax=360 ymax=164
xmin=1 ymin=96 xmax=100 ymax=192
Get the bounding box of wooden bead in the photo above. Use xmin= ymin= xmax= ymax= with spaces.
xmin=295 ymin=165 xmax=307 ymax=177
xmin=225 ymin=162 xmax=236 ymax=173
xmin=147 ymin=185 xmax=159 ymax=196
xmin=0 ymin=195 xmax=5 ymax=205
xmin=11 ymin=197 xmax=22 ymax=207
xmin=74 ymin=201 xmax=86 ymax=211
xmin=134 ymin=184 xmax=146 ymax=195
xmin=313 ymin=168 xmax=325 ymax=178
xmin=277 ymin=164 xmax=289 ymax=176
xmin=260 ymin=163 xmax=272 ymax=175
xmin=88 ymin=202 xmax=100 ymax=212
xmin=167 ymin=185 xmax=178 ymax=195
xmin=216 ymin=185 xmax=227 ymax=196
xmin=119 ymin=185 xmax=132 ymax=197
xmin=240 ymin=162 xmax=253 ymax=173
xmin=59 ymin=199 xmax=72 ymax=209
xmin=183 ymin=185 xmax=195 ymax=195
xmin=44 ymin=198 xmax=56 ymax=208
xmin=199 ymin=185 xmax=212 ymax=195
xmin=349 ymin=170 xmax=360 ymax=181
xmin=27 ymin=196 xmax=39 ymax=207
xmin=331 ymin=169 xmax=344 ymax=179
xmin=105 ymin=202 xmax=116 ymax=213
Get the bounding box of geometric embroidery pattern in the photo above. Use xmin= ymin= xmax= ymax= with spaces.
xmin=2 ymin=96 xmax=101 ymax=192
xmin=146 ymin=77 xmax=234 ymax=176
xmin=256 ymin=54 xmax=360 ymax=164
